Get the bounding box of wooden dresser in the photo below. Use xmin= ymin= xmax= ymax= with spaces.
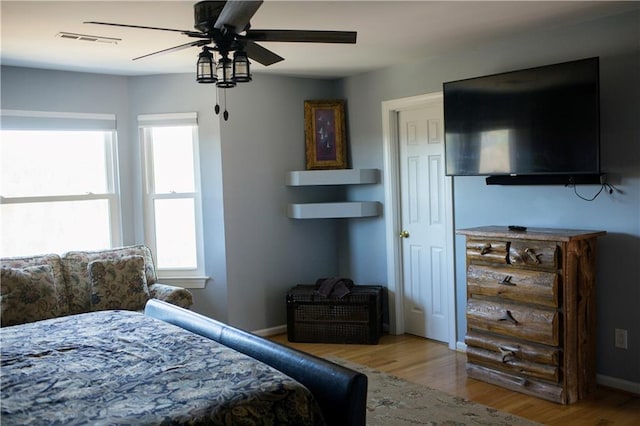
xmin=456 ymin=226 xmax=606 ymax=404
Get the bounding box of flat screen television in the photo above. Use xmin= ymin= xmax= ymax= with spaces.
xmin=443 ymin=57 xmax=600 ymax=183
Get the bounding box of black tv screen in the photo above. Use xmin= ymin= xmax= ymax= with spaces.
xmin=444 ymin=57 xmax=600 ymax=177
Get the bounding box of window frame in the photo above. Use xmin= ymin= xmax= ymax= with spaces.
xmin=0 ymin=110 xmax=122 ymax=256
xmin=138 ymin=113 xmax=208 ymax=289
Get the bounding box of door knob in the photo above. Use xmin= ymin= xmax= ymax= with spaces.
xmin=399 ymin=230 xmax=410 ymax=238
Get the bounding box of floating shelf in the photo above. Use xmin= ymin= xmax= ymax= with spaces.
xmin=286 ymin=169 xmax=381 ymax=219
xmin=288 ymin=202 xmax=381 ymax=219
xmin=286 ymin=169 xmax=379 ymax=186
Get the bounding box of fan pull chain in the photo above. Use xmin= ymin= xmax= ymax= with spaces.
xmin=212 ymin=51 xmax=221 ymax=116
xmin=213 ymin=86 xmax=229 ymax=121
xmin=223 ymin=89 xmax=229 ymax=121
xmin=214 ymin=86 xmax=221 ymax=115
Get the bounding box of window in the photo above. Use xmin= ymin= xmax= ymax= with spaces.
xmin=0 ymin=110 xmax=120 ymax=257
xmin=139 ymin=113 xmax=207 ymax=288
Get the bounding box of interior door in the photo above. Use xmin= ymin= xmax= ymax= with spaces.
xmin=398 ymin=103 xmax=449 ymax=342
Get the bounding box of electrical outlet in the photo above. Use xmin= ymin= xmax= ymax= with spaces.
xmin=615 ymin=328 xmax=628 ymax=349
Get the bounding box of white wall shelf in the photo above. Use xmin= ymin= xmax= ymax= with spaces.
xmin=286 ymin=169 xmax=381 ymax=219
xmin=286 ymin=169 xmax=379 ymax=186
xmin=288 ymin=202 xmax=381 ymax=219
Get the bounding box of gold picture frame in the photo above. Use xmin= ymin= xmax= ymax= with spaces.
xmin=304 ymin=99 xmax=347 ymax=170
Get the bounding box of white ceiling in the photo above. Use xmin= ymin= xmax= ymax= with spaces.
xmin=2 ymin=1 xmax=638 ymax=79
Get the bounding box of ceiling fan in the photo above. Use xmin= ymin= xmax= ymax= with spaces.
xmin=85 ymin=0 xmax=357 ymax=120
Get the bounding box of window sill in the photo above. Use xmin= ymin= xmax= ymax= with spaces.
xmin=156 ymin=276 xmax=210 ymax=289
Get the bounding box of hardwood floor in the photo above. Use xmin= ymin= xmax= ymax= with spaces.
xmin=271 ymin=333 xmax=640 ymax=425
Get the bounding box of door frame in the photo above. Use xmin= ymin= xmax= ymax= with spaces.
xmin=381 ymin=92 xmax=457 ymax=349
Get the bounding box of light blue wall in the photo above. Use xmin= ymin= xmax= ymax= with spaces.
xmin=210 ymin=74 xmax=343 ymax=329
xmin=340 ymin=10 xmax=639 ymax=384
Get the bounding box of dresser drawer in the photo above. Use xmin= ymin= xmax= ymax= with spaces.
xmin=467 ymin=238 xmax=559 ymax=271
xmin=467 ymin=345 xmax=560 ymax=382
xmin=466 ymin=363 xmax=564 ymax=404
xmin=466 ymin=239 xmax=509 ymax=264
xmin=509 ymin=240 xmax=558 ymax=271
xmin=466 ymin=298 xmax=560 ymax=346
xmin=465 ymin=331 xmax=560 ymax=366
xmin=467 ymin=264 xmax=559 ymax=308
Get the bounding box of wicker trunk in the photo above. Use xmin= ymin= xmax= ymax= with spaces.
xmin=286 ymin=285 xmax=383 ymax=344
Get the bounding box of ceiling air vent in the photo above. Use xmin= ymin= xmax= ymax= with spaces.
xmin=56 ymin=32 xmax=121 ymax=44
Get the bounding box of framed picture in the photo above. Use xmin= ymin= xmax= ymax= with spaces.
xmin=304 ymin=99 xmax=347 ymax=170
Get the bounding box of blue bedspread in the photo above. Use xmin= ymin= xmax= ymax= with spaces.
xmin=0 ymin=310 xmax=324 ymax=425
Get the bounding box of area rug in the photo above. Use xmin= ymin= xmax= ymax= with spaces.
xmin=326 ymin=357 xmax=540 ymax=426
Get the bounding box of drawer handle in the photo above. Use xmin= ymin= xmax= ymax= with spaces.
xmin=480 ymin=243 xmax=492 ymax=255
xmin=524 ymin=248 xmax=542 ymax=264
xmin=498 ymin=310 xmax=518 ymax=325
xmin=499 ymin=275 xmax=515 ymax=286
xmin=498 ymin=347 xmax=516 ymax=362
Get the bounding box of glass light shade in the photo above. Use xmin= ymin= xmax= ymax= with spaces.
xmin=196 ymin=49 xmax=216 ymax=83
xmin=216 ymin=56 xmax=236 ymax=88
xmin=233 ymin=50 xmax=251 ymax=83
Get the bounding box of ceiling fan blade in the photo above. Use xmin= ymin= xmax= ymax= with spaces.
xmin=243 ymin=40 xmax=284 ymax=66
xmin=214 ymin=0 xmax=263 ymax=33
xmin=84 ymin=21 xmax=204 ymax=38
xmin=133 ymin=39 xmax=210 ymax=61
xmin=246 ymin=29 xmax=357 ymax=44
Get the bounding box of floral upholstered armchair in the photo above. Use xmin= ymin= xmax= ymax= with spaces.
xmin=1 ymin=245 xmax=193 ymax=327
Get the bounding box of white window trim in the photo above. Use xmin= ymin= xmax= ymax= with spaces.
xmin=139 ymin=113 xmax=209 ymax=289
xmin=0 ymin=111 xmax=122 ymax=252
xmin=1 ymin=109 xmax=116 ymax=130
xmin=155 ymin=276 xmax=211 ymax=289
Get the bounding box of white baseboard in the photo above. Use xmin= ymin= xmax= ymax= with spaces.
xmin=456 ymin=341 xmax=467 ymax=352
xmin=597 ymin=374 xmax=640 ymax=395
xmin=252 ymin=324 xmax=287 ymax=337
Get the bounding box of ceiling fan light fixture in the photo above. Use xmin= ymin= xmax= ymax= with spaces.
xmin=233 ymin=50 xmax=252 ymax=83
xmin=216 ymin=55 xmax=236 ymax=88
xmin=84 ymin=0 xmax=357 ymax=119
xmin=196 ymin=47 xmax=217 ymax=84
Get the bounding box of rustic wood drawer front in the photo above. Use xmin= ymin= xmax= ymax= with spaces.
xmin=466 ymin=346 xmax=560 ymax=382
xmin=466 ymin=239 xmax=509 ymax=264
xmin=466 ymin=363 xmax=564 ymax=403
xmin=465 ymin=331 xmax=560 ymax=366
xmin=466 ymin=298 xmax=559 ymax=346
xmin=465 ymin=330 xmax=561 ymax=383
xmin=467 ymin=264 xmax=559 ymax=308
xmin=509 ymin=240 xmax=558 ymax=270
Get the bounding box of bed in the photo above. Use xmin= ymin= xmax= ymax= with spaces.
xmin=1 ymin=300 xmax=367 ymax=425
